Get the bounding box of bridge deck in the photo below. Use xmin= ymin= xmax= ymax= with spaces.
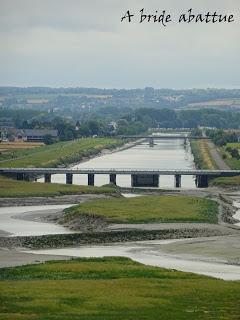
xmin=1 ymin=168 xmax=239 ymax=176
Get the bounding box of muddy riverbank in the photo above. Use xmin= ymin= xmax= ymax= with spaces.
xmin=0 ymin=222 xmax=238 ymax=250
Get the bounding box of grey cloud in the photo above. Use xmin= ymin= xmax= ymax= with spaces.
xmin=0 ymin=0 xmax=239 ymax=88
xmin=0 ymin=0 xmax=128 ymax=32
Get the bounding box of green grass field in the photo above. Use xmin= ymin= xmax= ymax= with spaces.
xmin=63 ymin=195 xmax=219 ymax=224
xmin=0 ymin=176 xmax=117 ymax=197
xmin=0 ymin=257 xmax=239 ymax=320
xmin=0 ymin=138 xmax=123 ymax=168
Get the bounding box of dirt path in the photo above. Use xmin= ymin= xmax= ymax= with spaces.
xmin=207 ymin=141 xmax=230 ymax=170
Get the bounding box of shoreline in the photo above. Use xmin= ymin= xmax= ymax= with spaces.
xmin=0 ymin=191 xmax=239 ymax=250
xmin=57 ymin=138 xmax=143 ymax=169
xmin=0 ymin=191 xmax=239 ymax=276
xmin=1 ymin=137 xmax=240 ymax=273
xmin=1 ymin=234 xmax=240 ymax=280
xmin=0 ymin=225 xmax=239 ymax=250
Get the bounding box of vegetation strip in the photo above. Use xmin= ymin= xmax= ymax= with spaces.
xmin=190 ymin=139 xmax=217 ymax=170
xmin=0 ymin=137 xmax=124 ymax=168
xmin=0 ymin=176 xmax=118 ymax=197
xmin=191 ymin=139 xmax=240 ymax=187
xmin=62 ymin=195 xmax=219 ymax=225
xmin=0 ymin=257 xmax=239 ymax=320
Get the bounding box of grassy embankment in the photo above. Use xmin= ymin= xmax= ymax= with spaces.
xmin=211 ymin=142 xmax=240 ymax=187
xmin=62 ymin=195 xmax=218 ymax=224
xmin=190 ymin=139 xmax=217 ymax=170
xmin=0 ymin=176 xmax=118 ymax=197
xmin=191 ymin=140 xmax=240 ymax=187
xmin=0 ymin=138 xmax=124 ymax=196
xmin=0 ymin=257 xmax=239 ymax=320
xmin=0 ymin=137 xmax=124 ymax=168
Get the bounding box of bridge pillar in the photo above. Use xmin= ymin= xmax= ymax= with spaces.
xmin=23 ymin=174 xmax=30 ymax=181
xmin=149 ymin=138 xmax=154 ymax=147
xmin=44 ymin=173 xmax=52 ymax=183
xmin=17 ymin=173 xmax=24 ymax=181
xmin=88 ymin=174 xmax=95 ymax=186
xmin=109 ymin=174 xmax=116 ymax=185
xmin=131 ymin=174 xmax=159 ymax=187
xmin=66 ymin=173 xmax=73 ymax=185
xmin=174 ymin=174 xmax=182 ymax=188
xmin=195 ymin=175 xmax=208 ymax=188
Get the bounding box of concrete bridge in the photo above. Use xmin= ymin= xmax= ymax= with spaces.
xmin=1 ymin=168 xmax=239 ymax=188
xmin=120 ymin=135 xmax=208 ymax=146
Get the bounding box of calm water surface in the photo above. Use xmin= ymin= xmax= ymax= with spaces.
xmin=0 ymin=205 xmax=73 ymax=236
xmin=39 ymin=139 xmax=196 ymax=188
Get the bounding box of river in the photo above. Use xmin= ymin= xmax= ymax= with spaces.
xmin=39 ymin=137 xmax=196 ymax=188
xmin=28 ymin=238 xmax=240 ymax=281
xmin=0 ymin=205 xmax=73 ymax=236
xmin=0 ymin=197 xmax=239 ymax=280
xmin=1 ymin=136 xmax=240 ymax=280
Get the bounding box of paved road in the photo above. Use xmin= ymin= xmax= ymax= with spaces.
xmin=207 ymin=141 xmax=230 ymax=170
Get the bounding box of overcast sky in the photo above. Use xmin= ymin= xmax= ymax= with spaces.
xmin=0 ymin=0 xmax=239 ymax=89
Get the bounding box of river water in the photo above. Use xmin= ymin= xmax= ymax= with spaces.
xmin=28 ymin=239 xmax=240 ymax=281
xmin=0 ymin=199 xmax=239 ymax=280
xmin=2 ymin=136 xmax=240 ymax=280
xmin=39 ymin=138 xmax=196 ymax=188
xmin=0 ymin=205 xmax=73 ymax=236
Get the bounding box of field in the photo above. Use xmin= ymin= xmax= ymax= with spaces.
xmin=63 ymin=195 xmax=219 ymax=224
xmin=0 ymin=93 xmax=112 ymax=103
xmin=190 ymin=140 xmax=217 ymax=169
xmin=0 ymin=257 xmax=239 ymax=320
xmin=188 ymin=98 xmax=240 ymax=109
xmin=0 ymin=142 xmax=43 ymax=161
xmin=0 ymin=138 xmax=123 ymax=168
xmin=0 ymin=176 xmax=117 ymax=197
xmin=0 ymin=142 xmax=44 ymax=150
